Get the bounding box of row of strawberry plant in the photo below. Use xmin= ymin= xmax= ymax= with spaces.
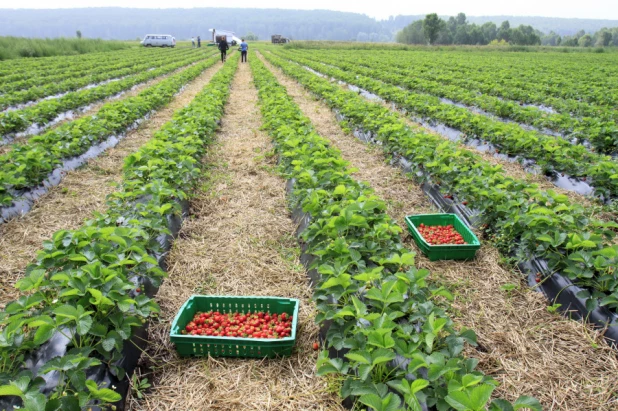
xmin=298 ymin=50 xmax=617 ymax=155
xmin=0 ymin=55 xmax=238 ymax=411
xmin=250 ymin=54 xmax=540 ymax=411
xmin=0 ymin=48 xmax=198 ymax=108
xmin=261 ymin=51 xmax=618 ymax=320
xmin=0 ymin=47 xmax=183 ymax=94
xmin=0 ymin=53 xmax=220 ymax=208
xmin=340 ymin=50 xmax=618 ymax=121
xmin=0 ymin=49 xmax=216 ymax=137
xmin=0 ymin=47 xmax=155 ymax=80
xmin=273 ymin=49 xmax=618 ymax=202
xmin=356 ymin=50 xmax=618 ymax=107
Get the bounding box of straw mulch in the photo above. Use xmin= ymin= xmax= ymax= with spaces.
xmin=260 ymin=53 xmax=618 ymax=411
xmin=127 ymin=61 xmax=343 ymax=411
xmin=0 ymin=63 xmax=224 ymax=308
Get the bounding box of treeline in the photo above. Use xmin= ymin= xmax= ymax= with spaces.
xmin=542 ymin=28 xmax=618 ymax=47
xmin=396 ymin=13 xmax=618 ymax=46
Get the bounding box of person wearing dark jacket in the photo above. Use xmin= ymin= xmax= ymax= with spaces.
xmin=197 ymin=36 xmax=201 ymax=47
xmin=218 ymin=38 xmax=229 ymax=62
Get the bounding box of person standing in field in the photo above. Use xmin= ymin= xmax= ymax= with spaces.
xmin=197 ymin=36 xmax=201 ymax=47
xmin=240 ymin=38 xmax=248 ymax=63
xmin=191 ymin=37 xmax=195 ymax=48
xmin=218 ymin=37 xmax=229 ymax=62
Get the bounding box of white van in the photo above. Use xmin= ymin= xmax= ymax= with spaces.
xmin=141 ymin=35 xmax=176 ymax=48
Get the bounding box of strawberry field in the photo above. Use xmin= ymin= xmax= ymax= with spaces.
xmin=0 ymin=45 xmax=617 ymax=410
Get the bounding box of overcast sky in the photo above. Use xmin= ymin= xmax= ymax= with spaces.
xmin=2 ymin=0 xmax=618 ymax=21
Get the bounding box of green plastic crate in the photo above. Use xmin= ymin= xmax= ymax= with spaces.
xmin=170 ymin=295 xmax=299 ymax=358
xmin=405 ymin=214 xmax=481 ymax=261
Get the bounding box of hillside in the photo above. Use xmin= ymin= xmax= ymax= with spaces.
xmin=0 ymin=8 xmax=386 ymax=41
xmin=0 ymin=7 xmax=616 ymax=41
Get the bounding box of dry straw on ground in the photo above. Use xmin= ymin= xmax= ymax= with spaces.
xmin=128 ymin=60 xmax=343 ymax=411
xmin=259 ymin=52 xmax=618 ymax=411
xmin=0 ymin=62 xmax=224 ymax=308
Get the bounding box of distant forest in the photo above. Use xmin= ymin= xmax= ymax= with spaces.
xmin=396 ymin=13 xmax=618 ymax=47
xmin=0 ymin=8 xmax=617 ymax=43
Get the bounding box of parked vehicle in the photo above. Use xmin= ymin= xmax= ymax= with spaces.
xmin=271 ymin=34 xmax=290 ymax=44
xmin=208 ymin=28 xmax=241 ymax=46
xmin=141 ymin=34 xmax=176 ymax=47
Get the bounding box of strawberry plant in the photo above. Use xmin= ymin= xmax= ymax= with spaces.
xmin=0 ymin=48 xmax=195 ymax=95
xmin=274 ymin=49 xmax=618 ymax=200
xmin=250 ymin=54 xmax=539 ymax=411
xmin=261 ymin=49 xmax=618 ymax=325
xmin=0 ymin=55 xmax=238 ymax=409
xmin=0 ymin=53 xmax=221 ymax=209
xmin=0 ymin=49 xmax=197 ymax=110
xmin=294 ymin=49 xmax=618 ymax=155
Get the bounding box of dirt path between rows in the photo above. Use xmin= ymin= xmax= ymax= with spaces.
xmin=127 ymin=60 xmax=342 ymax=411
xmin=0 ymin=61 xmax=224 ymax=307
xmin=259 ymin=52 xmax=618 ymax=411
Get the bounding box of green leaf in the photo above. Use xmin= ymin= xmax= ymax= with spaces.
xmin=88 ymin=288 xmax=103 ymax=304
xmin=445 ymin=391 xmax=476 ymax=411
xmin=85 ymin=379 xmax=121 ymax=403
xmin=102 ymin=336 xmax=116 ymax=352
xmin=462 ymin=374 xmax=484 ymax=388
xmin=384 ymin=394 xmax=402 ymax=411
xmin=316 ymin=357 xmax=346 ymax=376
xmin=368 ymin=329 xmax=395 ymax=349
xmin=358 ymin=364 xmax=372 ymax=381
xmin=333 ymin=185 xmax=346 ymax=195
xmin=359 ymin=393 xmax=383 ymax=410
xmin=24 ymin=392 xmax=47 ymax=411
xmin=44 ymin=396 xmax=80 ymax=411
xmin=580 ymin=240 xmax=598 ymax=249
xmin=0 ymin=384 xmax=25 ymax=397
xmin=410 ymin=379 xmax=429 ymax=394
xmin=53 ymin=305 xmax=79 ymax=320
xmin=69 ymin=371 xmax=87 ymax=392
xmin=59 ymin=288 xmax=80 ymax=297
xmin=425 ymin=332 xmax=435 ymax=353
xmin=89 ymin=323 xmax=108 ymax=337
xmin=490 ymin=399 xmax=515 ymax=411
xmin=321 ymin=274 xmax=352 ymax=289
xmin=345 ymin=351 xmax=372 ymax=365
xmin=34 ymin=324 xmax=55 ymax=345
xmin=92 ymin=388 xmax=121 ymax=403
xmin=28 ymin=315 xmax=54 ymax=328
xmin=108 ymin=235 xmax=127 ymax=247
xmin=77 ymin=315 xmax=93 ymax=336
xmin=469 ymin=383 xmax=495 ymax=409
xmin=594 ymin=247 xmax=618 ymax=258
xmin=513 ymin=396 xmax=542 ymax=411
xmin=352 ymin=296 xmax=367 ymax=316
xmin=371 ymin=348 xmax=396 ymax=365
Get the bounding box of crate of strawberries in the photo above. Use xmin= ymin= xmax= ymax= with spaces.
xmin=170 ymin=295 xmax=299 ymax=358
xmin=404 ymin=213 xmax=481 ymax=261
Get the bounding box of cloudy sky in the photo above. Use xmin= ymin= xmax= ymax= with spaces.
xmin=2 ymin=0 xmax=618 ymax=20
